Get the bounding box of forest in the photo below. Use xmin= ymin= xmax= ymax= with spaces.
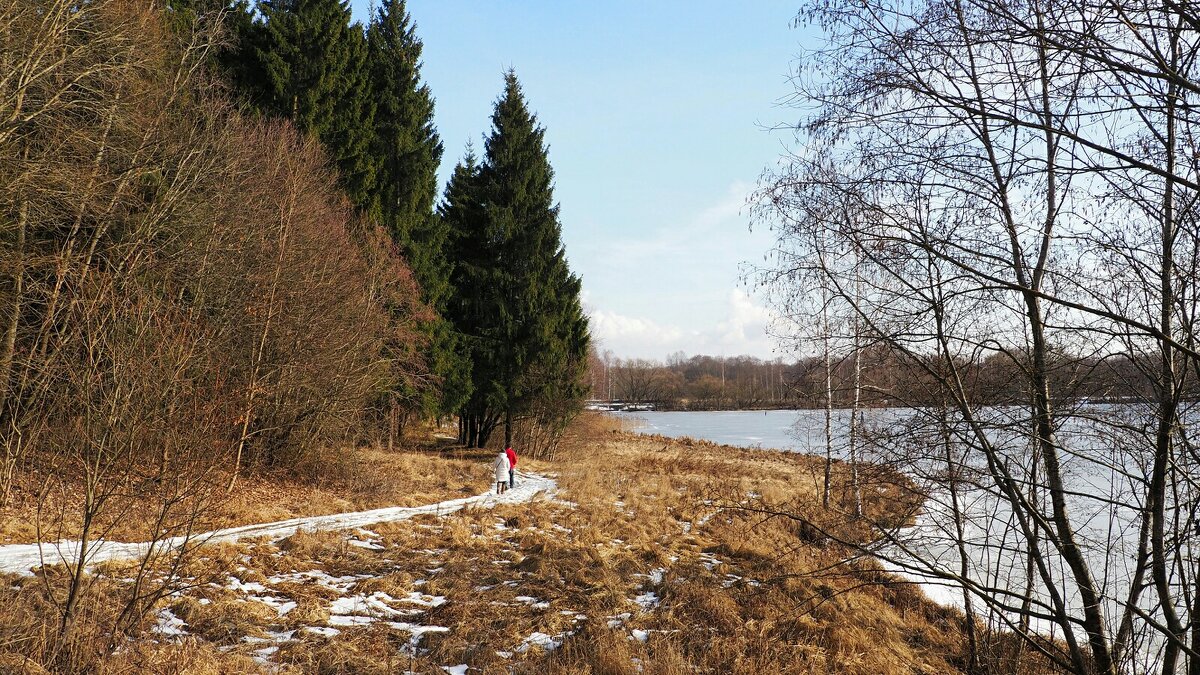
xmin=1 ymin=0 xmax=591 ymax=477
xmin=0 ymin=0 xmax=589 ymax=644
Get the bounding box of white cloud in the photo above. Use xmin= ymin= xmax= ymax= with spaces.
xmin=588 ymin=308 xmax=683 ymax=355
xmin=575 ymin=179 xmax=787 ymax=361
xmin=587 ymin=288 xmax=782 ymax=361
xmin=713 ymin=288 xmax=776 ymax=349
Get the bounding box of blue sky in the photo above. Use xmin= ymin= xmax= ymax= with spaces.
xmin=350 ymin=1 xmax=806 ymax=360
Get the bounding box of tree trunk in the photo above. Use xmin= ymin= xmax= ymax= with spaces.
xmin=849 ymin=258 xmax=863 ymax=517
xmin=822 ymin=277 xmax=833 ymax=509
xmin=930 ymin=387 xmax=979 ymax=671
xmin=0 ymin=199 xmax=27 ymax=506
xmin=387 ymin=396 xmax=396 ymax=451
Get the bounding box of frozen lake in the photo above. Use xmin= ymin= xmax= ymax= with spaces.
xmin=615 ymin=408 xmax=861 ymax=453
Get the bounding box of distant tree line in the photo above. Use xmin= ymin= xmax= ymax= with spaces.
xmin=589 ymin=351 xmax=798 ymax=410
xmin=593 ymin=347 xmax=1176 ymax=411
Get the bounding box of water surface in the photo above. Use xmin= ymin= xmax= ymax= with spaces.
xmin=617 ymin=408 xmax=873 ymax=453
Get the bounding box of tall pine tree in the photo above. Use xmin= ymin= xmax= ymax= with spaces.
xmin=441 ymin=148 xmax=500 ymax=445
xmin=367 ymin=0 xmax=468 ymax=419
xmin=447 ymin=72 xmax=590 ymax=447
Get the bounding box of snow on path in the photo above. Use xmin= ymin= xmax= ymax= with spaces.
xmin=0 ymin=470 xmax=555 ymax=576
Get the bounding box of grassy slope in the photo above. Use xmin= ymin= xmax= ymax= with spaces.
xmin=0 ymin=414 xmax=974 ymax=674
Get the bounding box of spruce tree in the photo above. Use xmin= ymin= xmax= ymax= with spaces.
xmin=367 ymin=0 xmax=442 ymax=271
xmin=451 ymin=72 xmax=590 ymax=447
xmin=367 ymin=0 xmax=469 ymax=418
xmin=255 ymin=0 xmax=376 ymax=207
xmin=441 ymin=148 xmax=500 ymax=446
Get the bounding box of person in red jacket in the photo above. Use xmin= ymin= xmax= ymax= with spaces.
xmin=505 ymin=446 xmax=518 ymax=489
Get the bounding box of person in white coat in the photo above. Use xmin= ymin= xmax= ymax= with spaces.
xmin=493 ymin=450 xmax=511 ymax=495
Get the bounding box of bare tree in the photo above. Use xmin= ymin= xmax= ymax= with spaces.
xmin=0 ymin=0 xmax=431 ymax=660
xmin=756 ymin=0 xmax=1200 ymax=671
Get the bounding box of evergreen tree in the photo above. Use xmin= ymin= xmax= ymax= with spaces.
xmin=367 ymin=0 xmax=469 ymax=418
xmin=367 ymin=0 xmax=441 ymax=270
xmin=441 ymin=148 xmax=499 ymax=445
xmin=254 ymin=0 xmax=376 ymax=207
xmin=214 ymin=1 xmax=271 ymax=111
xmin=448 ymin=72 xmax=590 ymax=447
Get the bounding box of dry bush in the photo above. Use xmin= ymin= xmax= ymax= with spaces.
xmin=207 ymin=121 xmax=430 ymax=483
xmin=0 ymin=0 xmax=244 ymax=646
xmin=0 ymin=0 xmax=431 ymax=666
xmin=511 ymin=397 xmax=584 ymax=461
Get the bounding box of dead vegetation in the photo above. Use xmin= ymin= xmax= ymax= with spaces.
xmin=0 ymin=413 xmax=1059 ymax=673
xmin=0 ymin=437 xmax=487 ymax=545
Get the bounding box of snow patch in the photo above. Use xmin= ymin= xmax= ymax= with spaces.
xmin=347 ymin=538 xmax=385 ymax=551
xmin=607 ymin=612 xmax=631 ymax=628
xmin=250 ymin=645 xmax=279 ymax=664
xmin=330 ymin=591 xmax=426 ymax=619
xmin=227 ymin=576 xmax=268 ymax=594
xmin=152 ymin=608 xmax=187 ymax=637
xmin=0 ymin=471 xmax=556 ymax=575
xmin=328 ymin=614 xmax=374 ymax=626
xmin=646 ymin=568 xmax=666 ymax=585
xmin=516 ymin=631 xmax=564 ymax=653
xmin=633 ymin=591 xmax=659 ymax=610
xmin=513 ymin=595 xmax=550 ymax=609
xmin=387 ymin=622 xmax=450 ymax=655
xmin=249 ymin=595 xmax=297 ymax=615
xmin=400 ymin=591 xmax=446 ymax=608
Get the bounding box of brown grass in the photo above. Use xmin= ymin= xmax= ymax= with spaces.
xmin=0 ymin=412 xmax=1061 ymax=673
xmin=0 ymin=438 xmax=488 ymax=545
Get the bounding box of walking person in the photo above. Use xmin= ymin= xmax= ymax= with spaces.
xmin=505 ymin=445 xmax=518 ymax=489
xmin=493 ymin=449 xmax=510 ymax=495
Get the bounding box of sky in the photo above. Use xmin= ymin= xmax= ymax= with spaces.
xmin=348 ymin=1 xmax=807 ymax=361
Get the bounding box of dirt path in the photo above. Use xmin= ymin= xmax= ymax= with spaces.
xmin=0 ymin=470 xmax=556 ymax=576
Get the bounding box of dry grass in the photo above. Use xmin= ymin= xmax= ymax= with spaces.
xmin=0 ymin=438 xmax=488 ymax=545
xmin=0 ymin=412 xmax=1060 ymax=673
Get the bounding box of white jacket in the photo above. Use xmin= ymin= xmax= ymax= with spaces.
xmin=493 ymin=453 xmax=511 ymax=482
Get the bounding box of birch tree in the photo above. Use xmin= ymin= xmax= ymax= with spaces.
xmin=757 ymin=0 xmax=1200 ymax=671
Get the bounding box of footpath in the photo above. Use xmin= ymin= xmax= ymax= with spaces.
xmin=0 ymin=470 xmax=556 ymax=576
